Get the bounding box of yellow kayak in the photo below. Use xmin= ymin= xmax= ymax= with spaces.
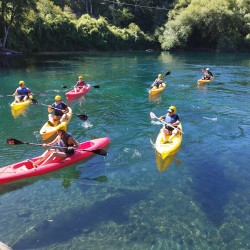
xmin=197 ymin=77 xmax=214 ymax=86
xmin=40 ymin=107 xmax=72 ymax=141
xmin=155 ymin=123 xmax=182 ymax=160
xmin=10 ymin=95 xmax=33 ymax=111
xmin=149 ymin=83 xmax=166 ymax=96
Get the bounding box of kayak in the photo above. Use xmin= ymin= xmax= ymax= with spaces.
xmin=0 ymin=137 xmax=110 ymax=185
xmin=197 ymin=77 xmax=214 ymax=86
xmin=40 ymin=107 xmax=72 ymax=141
xmin=65 ymin=84 xmax=91 ymax=99
xmin=155 ymin=123 xmax=182 ymax=160
xmin=10 ymin=95 xmax=33 ymax=111
xmin=149 ymin=83 xmax=166 ymax=95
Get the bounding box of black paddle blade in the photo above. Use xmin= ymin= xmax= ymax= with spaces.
xmin=92 ymin=149 xmax=108 ymax=156
xmin=164 ymin=71 xmax=171 ymax=77
xmin=93 ymin=85 xmax=100 ymax=88
xmin=6 ymin=138 xmax=24 ymax=145
xmin=62 ymin=86 xmax=67 ymax=88
xmin=76 ymin=114 xmax=88 ymax=121
xmin=31 ymin=98 xmax=38 ymax=104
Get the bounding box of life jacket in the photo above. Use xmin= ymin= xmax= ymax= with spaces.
xmin=59 ymin=133 xmax=74 ymax=155
xmin=17 ymin=87 xmax=30 ymax=96
xmin=77 ymin=80 xmax=85 ymax=87
xmin=53 ymin=102 xmax=66 ymax=116
xmin=164 ymin=114 xmax=179 ymax=130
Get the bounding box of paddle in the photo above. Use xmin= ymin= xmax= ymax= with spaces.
xmin=6 ymin=138 xmax=108 ymax=156
xmin=31 ymin=99 xmax=88 ymax=121
xmin=163 ymin=71 xmax=171 ymax=78
xmin=62 ymin=84 xmax=100 ymax=88
xmin=0 ymin=94 xmax=31 ymax=98
xmin=150 ymin=112 xmax=184 ymax=134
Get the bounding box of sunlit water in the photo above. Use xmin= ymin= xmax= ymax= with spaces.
xmin=0 ymin=51 xmax=249 ymax=249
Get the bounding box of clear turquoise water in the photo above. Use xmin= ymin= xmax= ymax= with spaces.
xmin=0 ymin=51 xmax=249 ymax=249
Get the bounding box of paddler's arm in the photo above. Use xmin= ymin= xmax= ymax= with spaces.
xmin=67 ymin=137 xmax=80 ymax=150
xmin=48 ymin=105 xmax=54 ymax=113
xmin=170 ymin=120 xmax=180 ymax=126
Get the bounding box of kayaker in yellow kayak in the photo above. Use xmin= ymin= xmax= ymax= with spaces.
xmin=202 ymin=68 xmax=213 ymax=80
xmin=159 ymin=105 xmax=181 ymax=143
xmin=29 ymin=123 xmax=79 ymax=167
xmin=48 ymin=95 xmax=69 ymax=126
xmin=151 ymin=74 xmax=163 ymax=89
xmin=13 ymin=80 xmax=33 ymax=103
xmin=74 ymin=75 xmax=87 ymax=92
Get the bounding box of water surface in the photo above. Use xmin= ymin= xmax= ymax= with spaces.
xmin=0 ymin=51 xmax=249 ymax=249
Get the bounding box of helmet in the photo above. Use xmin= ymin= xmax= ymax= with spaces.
xmin=168 ymin=105 xmax=176 ymax=113
xmin=158 ymin=74 xmax=163 ymax=78
xmin=56 ymin=123 xmax=67 ymax=132
xmin=79 ymin=75 xmax=83 ymax=79
xmin=19 ymin=81 xmax=25 ymax=85
xmin=55 ymin=95 xmax=62 ymax=101
xmin=206 ymin=68 xmax=209 ymax=71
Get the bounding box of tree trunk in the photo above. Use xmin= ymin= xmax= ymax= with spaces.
xmin=2 ymin=25 xmax=10 ymax=49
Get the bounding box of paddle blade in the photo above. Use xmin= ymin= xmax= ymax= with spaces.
xmin=93 ymin=85 xmax=100 ymax=88
xmin=31 ymin=98 xmax=38 ymax=104
xmin=79 ymin=148 xmax=107 ymax=156
xmin=150 ymin=112 xmax=157 ymax=119
xmin=62 ymin=86 xmax=67 ymax=88
xmin=92 ymin=149 xmax=108 ymax=156
xmin=165 ymin=71 xmax=171 ymax=76
xmin=6 ymin=138 xmax=24 ymax=145
xmin=76 ymin=114 xmax=88 ymax=121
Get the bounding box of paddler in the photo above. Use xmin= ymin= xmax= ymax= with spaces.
xmin=28 ymin=123 xmax=79 ymax=167
xmin=151 ymin=74 xmax=163 ymax=89
xmin=74 ymin=75 xmax=87 ymax=92
xmin=13 ymin=80 xmax=33 ymax=102
xmin=48 ymin=95 xmax=69 ymax=126
xmin=160 ymin=105 xmax=181 ymax=143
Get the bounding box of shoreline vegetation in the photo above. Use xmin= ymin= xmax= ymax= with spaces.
xmin=0 ymin=0 xmax=249 ymax=54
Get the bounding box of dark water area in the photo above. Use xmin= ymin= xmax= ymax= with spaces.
xmin=0 ymin=51 xmax=249 ymax=249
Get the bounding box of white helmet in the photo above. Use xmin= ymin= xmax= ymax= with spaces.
xmin=206 ymin=68 xmax=209 ymax=71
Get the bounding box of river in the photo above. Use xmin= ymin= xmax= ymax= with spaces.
xmin=0 ymin=51 xmax=249 ymax=249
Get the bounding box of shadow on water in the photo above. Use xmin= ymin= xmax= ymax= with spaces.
xmin=13 ymin=189 xmax=147 ymax=249
xmin=192 ymin=159 xmax=236 ymax=227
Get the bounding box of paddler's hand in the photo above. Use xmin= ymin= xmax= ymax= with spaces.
xmin=68 ymin=146 xmax=74 ymax=150
xmin=42 ymin=143 xmax=48 ymax=148
xmin=62 ymin=109 xmax=67 ymax=114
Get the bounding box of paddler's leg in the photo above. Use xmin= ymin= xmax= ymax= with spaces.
xmin=32 ymin=149 xmax=56 ymax=167
xmin=60 ymin=114 xmax=68 ymax=123
xmin=168 ymin=128 xmax=180 ymax=142
xmin=39 ymin=151 xmax=67 ymax=166
xmin=160 ymin=126 xmax=168 ymax=143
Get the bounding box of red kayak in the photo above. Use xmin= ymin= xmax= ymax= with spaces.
xmin=0 ymin=137 xmax=110 ymax=185
xmin=65 ymin=84 xmax=91 ymax=99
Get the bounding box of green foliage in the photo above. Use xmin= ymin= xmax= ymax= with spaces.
xmin=159 ymin=0 xmax=250 ymax=51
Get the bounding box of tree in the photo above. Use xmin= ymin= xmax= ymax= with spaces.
xmin=0 ymin=0 xmax=36 ymax=49
xmin=159 ymin=0 xmax=250 ymax=51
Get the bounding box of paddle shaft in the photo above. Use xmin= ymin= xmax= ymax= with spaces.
xmin=14 ymin=141 xmax=105 ymax=155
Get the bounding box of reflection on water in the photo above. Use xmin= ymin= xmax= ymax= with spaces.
xmin=197 ymin=84 xmax=208 ymax=94
xmin=66 ymin=95 xmax=86 ymax=106
xmin=148 ymin=93 xmax=162 ymax=103
xmin=155 ymin=147 xmax=181 ymax=172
